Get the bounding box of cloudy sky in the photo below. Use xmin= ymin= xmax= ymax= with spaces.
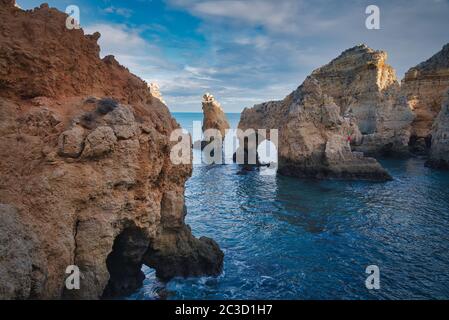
xmin=17 ymin=0 xmax=449 ymax=112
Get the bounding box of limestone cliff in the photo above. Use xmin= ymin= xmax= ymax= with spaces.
xmin=426 ymin=91 xmax=449 ymax=169
xmin=402 ymin=43 xmax=449 ymax=150
xmin=202 ymin=93 xmax=230 ymax=138
xmin=311 ymin=44 xmax=414 ymax=156
xmin=239 ymin=76 xmax=392 ymax=181
xmin=0 ymin=1 xmax=223 ymax=300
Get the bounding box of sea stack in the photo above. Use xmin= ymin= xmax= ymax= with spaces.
xmin=311 ymin=44 xmax=414 ymax=156
xmin=239 ymin=75 xmax=392 ymax=181
xmin=202 ymin=93 xmax=230 ymax=139
xmin=0 ymin=2 xmax=223 ymax=299
xmin=402 ymin=43 xmax=449 ymax=153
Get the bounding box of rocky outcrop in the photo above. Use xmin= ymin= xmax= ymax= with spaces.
xmin=239 ymin=77 xmax=392 ymax=181
xmin=0 ymin=2 xmax=223 ymax=300
xmin=402 ymin=43 xmax=449 ymax=152
xmin=311 ymin=44 xmax=414 ymax=156
xmin=148 ymin=82 xmax=165 ymax=104
xmin=202 ymin=93 xmax=230 ymax=139
xmin=426 ymin=91 xmax=449 ymax=169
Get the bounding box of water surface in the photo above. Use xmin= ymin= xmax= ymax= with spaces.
xmin=129 ymin=113 xmax=449 ymax=300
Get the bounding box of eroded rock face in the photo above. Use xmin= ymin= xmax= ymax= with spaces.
xmin=202 ymin=93 xmax=230 ymax=139
xmin=402 ymin=43 xmax=449 ymax=150
xmin=311 ymin=44 xmax=414 ymax=156
xmin=239 ymin=77 xmax=392 ymax=181
xmin=148 ymin=83 xmax=165 ymax=104
xmin=426 ymin=91 xmax=449 ymax=169
xmin=0 ymin=2 xmax=223 ymax=300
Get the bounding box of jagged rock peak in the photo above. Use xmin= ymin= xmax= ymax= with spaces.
xmin=305 ymin=44 xmax=413 ymax=157
xmin=202 ymin=93 xmax=230 ymax=138
xmin=148 ymin=82 xmax=164 ymax=103
xmin=314 ymin=44 xmax=388 ymax=75
xmin=341 ymin=43 xmax=375 ymax=55
xmin=0 ymin=3 xmax=149 ymax=105
xmin=203 ymin=92 xmax=219 ymax=105
xmin=413 ymin=43 xmax=449 ymax=73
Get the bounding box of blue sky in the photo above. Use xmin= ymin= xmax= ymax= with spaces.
xmin=16 ymin=0 xmax=449 ymax=112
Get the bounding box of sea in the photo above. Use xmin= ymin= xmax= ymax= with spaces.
xmin=127 ymin=112 xmax=449 ymax=300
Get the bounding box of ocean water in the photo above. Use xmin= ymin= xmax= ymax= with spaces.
xmin=129 ymin=113 xmax=449 ymax=300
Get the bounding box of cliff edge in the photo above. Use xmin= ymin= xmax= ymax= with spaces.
xmin=0 ymin=1 xmax=223 ymax=299
xmin=402 ymin=44 xmax=449 ymax=154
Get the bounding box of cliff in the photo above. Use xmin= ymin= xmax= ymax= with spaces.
xmin=402 ymin=43 xmax=449 ymax=150
xmin=0 ymin=1 xmax=223 ymax=300
xmin=311 ymin=44 xmax=414 ymax=156
xmin=426 ymin=90 xmax=449 ymax=169
xmin=239 ymin=76 xmax=392 ymax=181
xmin=202 ymin=93 xmax=230 ymax=139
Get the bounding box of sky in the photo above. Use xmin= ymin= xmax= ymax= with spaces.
xmin=15 ymin=0 xmax=449 ymax=112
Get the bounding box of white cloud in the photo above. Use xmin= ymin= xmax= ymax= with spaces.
xmin=169 ymin=0 xmax=305 ymax=33
xmin=84 ymin=23 xmax=172 ymax=69
xmin=103 ymin=6 xmax=133 ymax=18
xmin=83 ymin=1 xmax=449 ymax=113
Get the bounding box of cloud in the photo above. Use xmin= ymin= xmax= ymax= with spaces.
xmin=83 ymin=1 xmax=449 ymax=113
xmin=103 ymin=6 xmax=133 ymax=18
xmin=163 ymin=0 xmax=449 ymax=112
xmin=85 ymin=23 xmax=175 ymax=66
xmin=183 ymin=0 xmax=301 ymax=32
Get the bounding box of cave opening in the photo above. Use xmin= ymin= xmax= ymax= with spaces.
xmin=408 ymin=134 xmax=432 ymax=155
xmin=101 ymin=226 xmax=150 ymax=299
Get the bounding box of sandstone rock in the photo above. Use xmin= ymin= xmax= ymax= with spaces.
xmin=239 ymin=76 xmax=392 ymax=181
xmin=426 ymin=90 xmax=449 ymax=169
xmin=160 ymin=191 xmax=186 ymax=229
xmin=104 ymin=104 xmax=135 ymax=125
xmin=0 ymin=204 xmax=40 ymax=300
xmin=81 ymin=126 xmax=117 ymax=159
xmin=1 ymin=0 xmax=16 ymax=7
xmin=311 ymin=44 xmax=414 ymax=156
xmin=148 ymin=82 xmax=165 ymax=103
xmin=144 ymin=226 xmax=224 ymax=281
xmin=0 ymin=3 xmax=223 ymax=300
xmin=58 ymin=126 xmax=85 ymax=158
xmin=402 ymin=43 xmax=449 ymax=149
xmin=202 ymin=93 xmax=230 ymax=139
xmin=104 ymin=105 xmax=139 ymax=139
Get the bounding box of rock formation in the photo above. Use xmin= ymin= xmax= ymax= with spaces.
xmin=426 ymin=90 xmax=449 ymax=169
xmin=0 ymin=1 xmax=223 ymax=300
xmin=202 ymin=93 xmax=230 ymax=139
xmin=239 ymin=76 xmax=392 ymax=181
xmin=402 ymin=43 xmax=449 ymax=153
xmin=311 ymin=44 xmax=414 ymax=156
xmin=148 ymin=82 xmax=165 ymax=104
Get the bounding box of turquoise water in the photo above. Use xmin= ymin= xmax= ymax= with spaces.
xmin=129 ymin=113 xmax=449 ymax=300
